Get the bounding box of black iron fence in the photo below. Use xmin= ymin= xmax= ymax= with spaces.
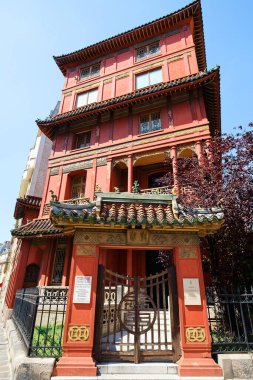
xmin=12 ymin=286 xmax=68 ymax=357
xmin=206 ymin=287 xmax=253 ymax=354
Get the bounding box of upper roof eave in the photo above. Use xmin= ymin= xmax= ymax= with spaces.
xmin=54 ymin=0 xmax=206 ymax=75
xmin=37 ymin=66 xmax=220 ymax=137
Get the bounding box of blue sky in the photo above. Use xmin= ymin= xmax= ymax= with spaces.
xmin=0 ymin=0 xmax=252 ymax=242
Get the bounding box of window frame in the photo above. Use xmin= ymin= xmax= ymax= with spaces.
xmin=139 ymin=112 xmax=162 ymax=135
xmin=135 ymin=67 xmax=162 ymax=90
xmin=71 ymin=174 xmax=86 ymax=199
xmin=79 ymin=63 xmax=100 ymax=80
xmin=135 ymin=41 xmax=160 ymax=61
xmin=75 ymin=88 xmax=98 ymax=109
xmin=74 ymin=131 xmax=91 ymax=150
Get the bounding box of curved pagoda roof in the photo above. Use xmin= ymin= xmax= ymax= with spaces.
xmin=37 ymin=66 xmax=220 ymax=138
xmin=54 ymin=0 xmax=206 ymax=76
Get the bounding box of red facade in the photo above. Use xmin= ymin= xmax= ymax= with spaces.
xmin=6 ymin=1 xmax=223 ymax=378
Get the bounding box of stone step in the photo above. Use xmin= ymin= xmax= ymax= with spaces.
xmin=98 ymin=362 xmax=178 ymax=375
xmin=51 ymin=375 xmax=180 ymax=380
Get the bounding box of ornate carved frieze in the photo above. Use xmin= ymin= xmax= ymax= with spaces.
xmin=63 ymin=160 xmax=93 ymax=173
xmin=68 ymin=325 xmax=90 ymax=342
xmin=50 ymin=167 xmax=60 ymax=176
xmin=96 ymin=157 xmax=107 ymax=167
xmin=76 ymin=244 xmax=96 ymax=256
xmin=74 ymin=230 xmax=126 ymax=245
xmin=74 ymin=229 xmax=199 ymax=247
xmin=133 ymin=150 xmax=169 ymax=166
xmin=185 ymin=327 xmax=206 ymax=343
xmin=49 ymin=125 xmax=209 ymax=165
xmin=127 ymin=229 xmax=149 ymax=245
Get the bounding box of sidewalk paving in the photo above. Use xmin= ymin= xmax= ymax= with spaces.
xmin=0 ymin=324 xmax=12 ymax=380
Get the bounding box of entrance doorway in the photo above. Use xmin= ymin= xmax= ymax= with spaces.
xmin=93 ymin=262 xmax=179 ymax=363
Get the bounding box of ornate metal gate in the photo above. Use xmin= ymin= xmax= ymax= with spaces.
xmin=93 ymin=265 xmax=180 ymax=363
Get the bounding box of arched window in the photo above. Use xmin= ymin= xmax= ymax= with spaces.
xmin=23 ymin=264 xmax=40 ymax=288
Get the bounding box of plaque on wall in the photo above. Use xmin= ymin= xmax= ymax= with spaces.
xmin=183 ymin=278 xmax=201 ymax=306
xmin=73 ymin=276 xmax=92 ymax=304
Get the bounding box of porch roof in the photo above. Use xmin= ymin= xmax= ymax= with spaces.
xmin=14 ymin=195 xmax=42 ymax=220
xmin=11 ymin=218 xmax=64 ymax=238
xmin=50 ymin=191 xmax=224 ymax=236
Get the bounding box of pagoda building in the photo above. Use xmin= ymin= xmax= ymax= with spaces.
xmin=5 ymin=1 xmax=224 ymax=378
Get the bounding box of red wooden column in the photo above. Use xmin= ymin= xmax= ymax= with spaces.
xmin=196 ymin=141 xmax=203 ymax=164
xmin=174 ymin=245 xmax=223 ymax=377
xmin=127 ymin=154 xmax=133 ymax=192
xmin=5 ymin=239 xmax=30 ymax=308
xmin=170 ymin=146 xmax=178 ymax=192
xmin=54 ymin=243 xmax=99 ymax=376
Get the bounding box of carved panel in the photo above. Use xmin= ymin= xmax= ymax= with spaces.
xmin=127 ymin=229 xmax=149 ymax=245
xmin=96 ymin=157 xmax=107 ymax=167
xmin=76 ymin=244 xmax=96 ymax=256
xmin=149 ymin=232 xmax=199 ymax=247
xmin=50 ymin=167 xmax=60 ymax=176
xmin=74 ymin=231 xmax=126 ymax=245
xmin=63 ymin=160 xmax=93 ymax=173
xmin=68 ymin=325 xmax=90 ymax=342
xmin=179 ymin=247 xmax=197 ymax=259
xmin=185 ymin=327 xmax=206 ymax=342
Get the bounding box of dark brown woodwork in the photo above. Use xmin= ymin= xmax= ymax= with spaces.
xmin=93 ymin=265 xmax=180 ymax=363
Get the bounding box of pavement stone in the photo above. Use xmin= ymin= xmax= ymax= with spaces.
xmin=0 ymin=323 xmax=12 ymax=380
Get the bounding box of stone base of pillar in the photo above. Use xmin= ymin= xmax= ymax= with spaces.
xmin=178 ymin=357 xmax=223 ymax=377
xmin=53 ymin=356 xmax=97 ymax=377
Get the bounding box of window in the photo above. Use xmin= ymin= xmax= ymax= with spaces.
xmin=136 ymin=68 xmax=162 ymax=89
xmin=136 ymin=42 xmax=160 ymax=61
xmin=75 ymin=131 xmax=91 ymax=149
xmin=80 ymin=63 xmax=100 ymax=79
xmin=71 ymin=175 xmax=86 ymax=199
xmin=76 ymin=88 xmax=98 ymax=108
xmin=139 ymin=112 xmax=161 ymax=134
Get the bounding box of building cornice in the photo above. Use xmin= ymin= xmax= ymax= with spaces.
xmin=54 ymin=0 xmax=206 ymax=75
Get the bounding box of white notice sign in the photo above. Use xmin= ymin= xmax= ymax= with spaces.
xmin=183 ymin=278 xmax=201 ymax=306
xmin=73 ymin=276 xmax=92 ymax=304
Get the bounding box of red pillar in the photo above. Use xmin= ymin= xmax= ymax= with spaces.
xmin=170 ymin=146 xmax=178 ymax=191
xmin=127 ymin=154 xmax=133 ymax=192
xmin=106 ymin=158 xmax=112 ymax=192
xmin=53 ymin=243 xmax=99 ymax=376
xmin=196 ymin=141 xmax=203 ymax=164
xmin=174 ymin=245 xmax=223 ymax=377
xmin=5 ymin=240 xmax=30 ymax=308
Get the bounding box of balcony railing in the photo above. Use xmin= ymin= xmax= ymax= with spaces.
xmin=63 ymin=197 xmax=90 ymax=205
xmin=12 ymin=286 xmax=68 ymax=357
xmin=140 ymin=186 xmax=173 ymax=195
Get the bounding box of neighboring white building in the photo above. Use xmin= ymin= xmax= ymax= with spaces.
xmin=0 ymin=241 xmax=11 ymax=284
xmin=19 ymin=129 xmax=52 ymax=198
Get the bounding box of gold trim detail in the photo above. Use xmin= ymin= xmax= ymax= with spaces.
xmin=74 ymin=230 xmax=199 ymax=246
xmin=68 ymin=325 xmax=90 ymax=342
xmin=185 ymin=327 xmax=206 ymax=342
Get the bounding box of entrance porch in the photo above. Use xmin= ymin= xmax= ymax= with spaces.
xmin=49 ymin=190 xmax=224 ymax=378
